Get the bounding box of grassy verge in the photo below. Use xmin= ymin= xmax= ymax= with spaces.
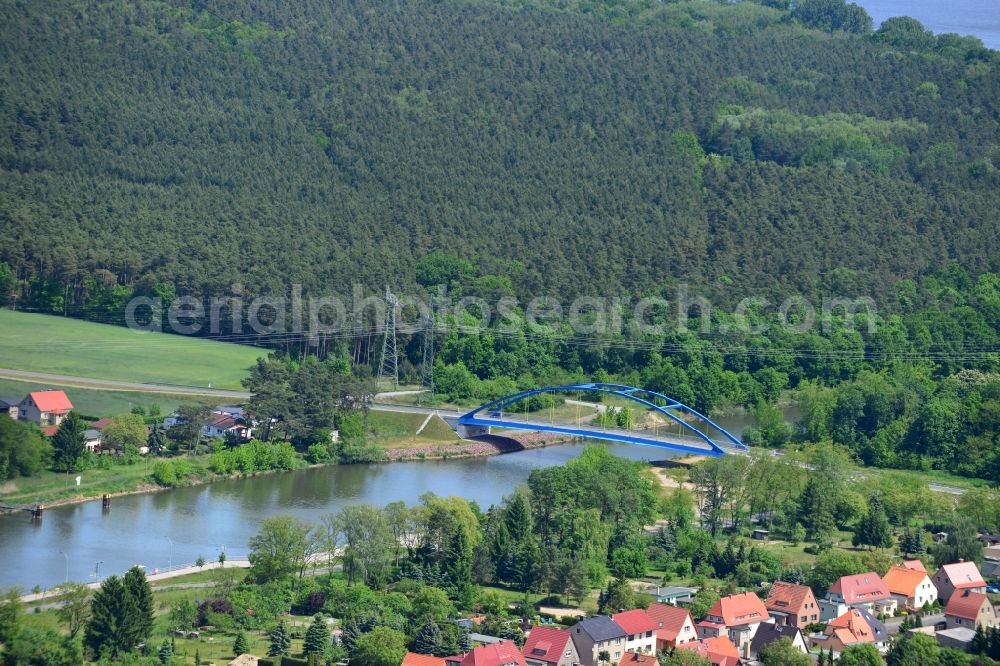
xmin=0 ymin=310 xmax=263 ymax=389
xmin=367 ymin=411 xmax=464 ymax=449
xmin=0 ymin=379 xmax=218 ymax=418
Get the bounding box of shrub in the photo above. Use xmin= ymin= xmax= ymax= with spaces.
xmin=152 ymin=460 xmax=177 ymax=486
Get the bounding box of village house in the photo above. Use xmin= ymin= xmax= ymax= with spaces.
xmin=18 ymin=390 xmax=73 ymax=426
xmin=944 ymin=590 xmax=998 ymax=630
xmin=83 ymin=428 xmax=102 ymax=452
xmin=747 ymin=623 xmax=808 ymax=662
xmin=933 ymin=561 xmax=987 ymax=603
xmin=162 ymin=406 xmax=253 ymax=441
xmin=610 ymin=610 xmax=657 ymax=655
xmin=820 ymin=572 xmax=895 ymax=621
xmin=638 ymin=586 xmax=696 ymax=605
xmin=644 ymin=602 xmax=697 ymax=651
xmin=446 ymin=640 xmax=527 ymax=666
xmin=882 ymin=563 xmax=938 ymax=610
xmin=696 ymin=591 xmax=769 ymax=657
xmin=809 ymin=608 xmax=889 ymax=654
xmin=402 ymin=654 xmax=448 ymax=666
xmin=983 ymin=545 xmax=1000 ymax=580
xmin=764 ymin=581 xmax=819 ymax=629
xmin=617 ymin=652 xmax=655 ymax=666
xmin=570 ymin=616 xmax=627 ymax=666
xmin=0 ymin=396 xmax=19 ymax=419
xmin=676 ymin=636 xmax=741 ymax=666
xmin=522 ymin=626 xmax=579 ymax=666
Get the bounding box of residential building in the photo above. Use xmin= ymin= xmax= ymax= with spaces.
xmin=935 ymin=627 xmax=977 ymax=652
xmin=902 ymin=559 xmax=927 ymax=572
xmin=983 ymin=545 xmax=1000 ymax=580
xmin=522 ymin=627 xmax=579 ymax=666
xmin=611 ymin=610 xmax=657 ymax=655
xmin=933 ymin=561 xmax=987 ymax=603
xmin=747 ymin=623 xmax=807 ymax=661
xmin=0 ymin=396 xmax=19 ymax=419
xmin=820 ymin=572 xmax=895 ymax=621
xmin=446 ymin=640 xmax=527 ymax=666
xmin=83 ymin=428 xmax=102 ymax=452
xmin=618 ymin=653 xmax=655 ymax=666
xmin=644 ymin=602 xmax=697 ymax=651
xmin=696 ymin=591 xmax=769 ymax=657
xmin=637 ymin=586 xmax=695 ymax=605
xmin=944 ymin=590 xmax=997 ymax=630
xmin=764 ymin=581 xmax=819 ymax=629
xmin=570 ymin=616 xmax=627 ymax=666
xmin=18 ymin=390 xmax=73 ymax=426
xmin=883 ymin=564 xmax=938 ymax=611
xmin=676 ymin=637 xmax=740 ymax=666
xmin=403 ymin=654 xmax=448 ymax=666
xmin=808 ymin=608 xmax=888 ymax=654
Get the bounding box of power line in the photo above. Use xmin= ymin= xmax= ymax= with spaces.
xmin=377 ymin=288 xmax=399 ymax=390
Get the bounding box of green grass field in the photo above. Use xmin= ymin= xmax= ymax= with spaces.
xmin=367 ymin=411 xmax=464 ymax=448
xmin=0 ymin=310 xmax=263 ymax=389
xmin=0 ymin=379 xmax=217 ymax=419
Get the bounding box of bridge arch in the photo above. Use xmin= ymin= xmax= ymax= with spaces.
xmin=457 ymin=383 xmax=745 ymax=456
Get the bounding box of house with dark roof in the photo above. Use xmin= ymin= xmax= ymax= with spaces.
xmin=570 ymin=616 xmax=627 ymax=666
xmin=747 ymin=623 xmax=807 ymax=661
xmin=764 ymin=581 xmax=818 ymax=629
xmin=611 ymin=610 xmax=657 ymax=655
xmin=944 ymin=590 xmax=997 ymax=630
xmin=644 ymin=602 xmax=697 ymax=651
xmin=522 ymin=627 xmax=579 ymax=666
xmin=933 ymin=561 xmax=987 ymax=603
xmin=18 ymin=390 xmax=73 ymax=426
xmin=0 ymin=396 xmax=20 ymax=419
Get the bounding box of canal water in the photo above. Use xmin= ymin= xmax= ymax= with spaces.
xmin=0 ymin=410 xmax=765 ymax=590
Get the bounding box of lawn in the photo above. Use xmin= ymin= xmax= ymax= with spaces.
xmin=0 ymin=379 xmax=217 ymax=419
xmin=0 ymin=455 xmax=211 ymax=506
xmin=367 ymin=411 xmax=464 ymax=448
xmin=0 ymin=310 xmax=263 ymax=389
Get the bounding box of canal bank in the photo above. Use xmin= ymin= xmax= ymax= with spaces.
xmin=0 ymin=439 xmax=680 ymax=590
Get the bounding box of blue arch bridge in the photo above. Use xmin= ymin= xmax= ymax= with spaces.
xmin=449 ymin=383 xmax=746 ymax=457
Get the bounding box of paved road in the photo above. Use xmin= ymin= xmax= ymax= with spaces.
xmin=884 ymin=612 xmax=945 ymax=635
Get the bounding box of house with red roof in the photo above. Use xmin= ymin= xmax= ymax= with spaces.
xmin=18 ymin=390 xmax=73 ymax=427
xmin=820 ymin=572 xmax=895 ymax=621
xmin=447 ymin=640 xmax=526 ymax=666
xmin=944 ymin=590 xmax=997 ymax=630
xmin=696 ymin=591 xmax=769 ymax=657
xmin=676 ymin=636 xmax=740 ymax=666
xmin=933 ymin=561 xmax=987 ymax=603
xmin=522 ymin=627 xmax=579 ymax=666
xmin=611 ymin=610 xmax=657 ymax=655
xmin=902 ymin=559 xmax=927 ymax=572
xmin=617 ymin=652 xmax=656 ymax=666
xmin=644 ymin=602 xmax=697 ymax=651
xmin=402 ymin=653 xmax=449 ymax=666
xmin=883 ymin=564 xmax=937 ymax=611
xmin=808 ymin=607 xmax=889 ymax=654
xmin=764 ymin=581 xmax=819 ymax=629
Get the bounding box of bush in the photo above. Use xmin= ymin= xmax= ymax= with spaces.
xmin=306 ymin=443 xmax=331 ymax=464
xmin=151 ymin=460 xmax=177 ymax=486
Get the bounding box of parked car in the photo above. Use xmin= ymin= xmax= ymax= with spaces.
xmin=987 ymin=584 xmax=1000 ymax=594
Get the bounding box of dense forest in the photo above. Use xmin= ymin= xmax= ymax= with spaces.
xmin=0 ymin=0 xmax=998 ymax=310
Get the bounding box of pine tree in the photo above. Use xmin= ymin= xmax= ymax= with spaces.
xmin=460 ymin=629 xmax=472 ymax=654
xmin=53 ymin=412 xmax=86 ymax=473
xmin=852 ymin=494 xmax=893 ymax=549
xmin=816 ymin=649 xmax=825 ymax=666
xmin=444 ymin=526 xmax=473 ymax=591
xmin=341 ymin=618 xmax=361 ymax=655
xmin=268 ymin=621 xmax=292 ymax=657
xmin=233 ymin=629 xmax=250 ymax=656
xmin=123 ymin=566 xmax=155 ymax=646
xmin=304 ymin=615 xmax=329 ymax=656
xmin=413 ymin=618 xmax=443 ymax=656
xmin=84 ymin=574 xmax=138 ymax=659
xmin=827 ymin=646 xmax=834 ymax=664
xmin=158 ymin=639 xmax=173 ymax=664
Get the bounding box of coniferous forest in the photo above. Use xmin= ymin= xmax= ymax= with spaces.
xmin=1 ymin=0 xmax=1000 ymax=481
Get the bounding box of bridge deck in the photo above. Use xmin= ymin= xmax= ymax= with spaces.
xmin=459 ymin=414 xmax=733 ymax=456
